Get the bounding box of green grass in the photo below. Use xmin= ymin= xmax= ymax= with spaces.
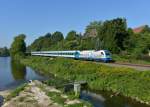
xmin=47 ymin=91 xmax=91 ymax=107
xmin=47 ymin=91 xmax=66 ymax=105
xmin=65 ymin=103 xmax=91 ymax=107
xmin=66 ymin=91 xmax=80 ymax=100
xmin=21 ymin=56 xmax=150 ymax=105
xmin=113 ymin=54 xmax=150 ymax=64
xmin=44 ymin=77 xmax=69 ymax=89
xmin=6 ymin=83 xmax=27 ymax=101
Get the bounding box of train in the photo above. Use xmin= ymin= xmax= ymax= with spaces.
xmin=31 ymin=50 xmax=112 ymax=62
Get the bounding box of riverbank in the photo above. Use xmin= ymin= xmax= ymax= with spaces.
xmin=2 ymin=80 xmax=91 ymax=107
xmin=0 ymin=90 xmax=10 ymax=97
xmin=21 ymin=56 xmax=150 ymax=106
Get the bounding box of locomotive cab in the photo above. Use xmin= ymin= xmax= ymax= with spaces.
xmin=95 ymin=50 xmax=112 ymax=62
xmin=103 ymin=50 xmax=112 ymax=62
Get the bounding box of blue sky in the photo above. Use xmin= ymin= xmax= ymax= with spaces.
xmin=0 ymin=0 xmax=149 ymax=47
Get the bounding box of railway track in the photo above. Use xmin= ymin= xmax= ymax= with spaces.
xmin=114 ymin=62 xmax=150 ymax=67
xmin=100 ymin=62 xmax=150 ymax=71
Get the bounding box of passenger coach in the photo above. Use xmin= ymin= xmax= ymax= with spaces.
xmin=31 ymin=50 xmax=112 ymax=62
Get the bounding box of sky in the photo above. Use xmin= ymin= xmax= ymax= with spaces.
xmin=0 ymin=0 xmax=150 ymax=47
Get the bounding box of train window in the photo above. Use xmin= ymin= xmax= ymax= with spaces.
xmin=105 ymin=52 xmax=110 ymax=56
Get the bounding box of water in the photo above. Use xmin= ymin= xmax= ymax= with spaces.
xmin=80 ymin=90 xmax=150 ymax=107
xmin=0 ymin=95 xmax=3 ymax=106
xmin=0 ymin=57 xmax=46 ymax=91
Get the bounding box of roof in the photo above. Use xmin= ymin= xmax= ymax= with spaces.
xmin=133 ymin=25 xmax=146 ymax=33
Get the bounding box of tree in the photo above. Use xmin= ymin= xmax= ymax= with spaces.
xmin=84 ymin=21 xmax=102 ymax=37
xmin=29 ymin=32 xmax=64 ymax=51
xmin=132 ymin=32 xmax=150 ymax=58
xmin=123 ymin=28 xmax=136 ymax=52
xmin=28 ymin=36 xmax=45 ymax=51
xmin=64 ymin=40 xmax=79 ymax=50
xmin=0 ymin=47 xmax=9 ymax=56
xmin=10 ymin=34 xmax=26 ymax=58
xmin=28 ymin=33 xmax=52 ymax=51
xmin=141 ymin=25 xmax=150 ymax=33
xmin=97 ymin=18 xmax=128 ymax=53
xmin=51 ymin=31 xmax=64 ymax=44
xmin=41 ymin=33 xmax=52 ymax=50
xmin=65 ymin=31 xmax=79 ymax=41
xmin=79 ymin=37 xmax=96 ymax=50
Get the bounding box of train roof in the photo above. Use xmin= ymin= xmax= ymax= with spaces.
xmin=32 ymin=50 xmax=80 ymax=54
xmin=31 ymin=50 xmax=111 ymax=54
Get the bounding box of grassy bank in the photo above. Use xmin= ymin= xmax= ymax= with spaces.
xmin=21 ymin=56 xmax=150 ymax=105
xmin=113 ymin=54 xmax=150 ymax=64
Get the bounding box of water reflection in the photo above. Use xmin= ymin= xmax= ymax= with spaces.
xmin=11 ymin=60 xmax=26 ymax=80
xmin=0 ymin=57 xmax=46 ymax=90
xmin=80 ymin=90 xmax=150 ymax=107
xmin=104 ymin=95 xmax=127 ymax=107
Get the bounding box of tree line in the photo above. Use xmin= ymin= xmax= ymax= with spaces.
xmin=0 ymin=47 xmax=9 ymax=57
xmin=10 ymin=18 xmax=150 ymax=59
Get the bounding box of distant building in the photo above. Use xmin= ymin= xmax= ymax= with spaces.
xmin=132 ymin=25 xmax=146 ymax=33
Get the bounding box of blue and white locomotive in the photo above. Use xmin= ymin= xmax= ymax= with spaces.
xmin=31 ymin=50 xmax=112 ymax=62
